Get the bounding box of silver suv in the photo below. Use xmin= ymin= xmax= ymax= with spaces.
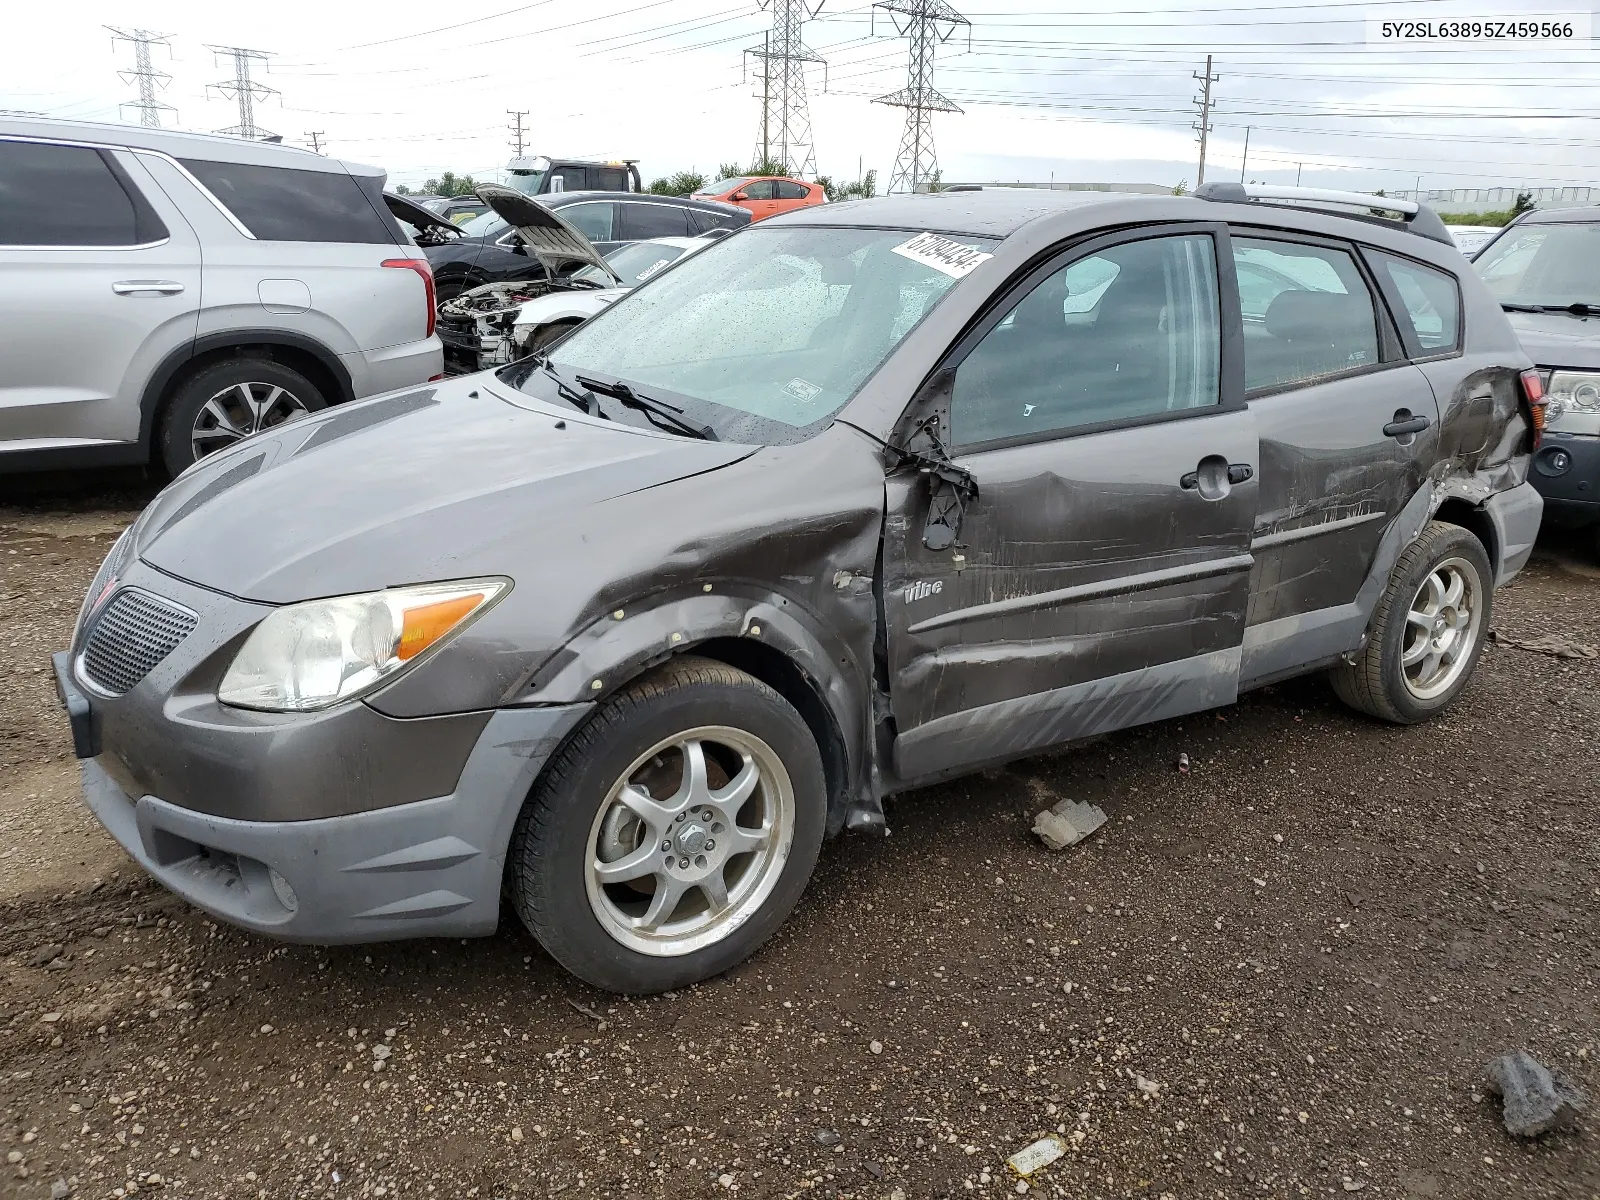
xmin=0 ymin=117 xmax=443 ymax=475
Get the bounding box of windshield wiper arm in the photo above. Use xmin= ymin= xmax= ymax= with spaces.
xmin=574 ymin=374 xmax=717 ymax=441
xmin=1501 ymin=302 xmax=1546 ymax=313
xmin=540 ymin=360 xmax=602 ymax=416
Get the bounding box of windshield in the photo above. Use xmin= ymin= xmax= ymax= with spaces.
xmin=702 ymin=176 xmax=753 ymax=195
xmin=576 ymin=242 xmax=688 ymax=286
xmin=505 ymin=225 xmax=995 ymax=445
xmin=1475 ymin=221 xmax=1600 ymax=307
xmin=458 ymin=209 xmax=509 ymax=239
xmin=506 ymin=170 xmax=547 ymax=197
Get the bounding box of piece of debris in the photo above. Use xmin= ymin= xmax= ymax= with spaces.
xmin=25 ymin=943 xmax=65 ymax=968
xmin=1485 ymin=1049 xmax=1589 ymax=1137
xmin=814 ymin=1129 xmax=841 ymax=1146
xmin=50 ymin=1179 xmax=72 ymax=1200
xmin=1341 ymin=1178 xmax=1367 ymax=1192
xmin=1134 ymin=1076 xmax=1162 ymax=1098
xmin=1176 ymin=753 xmax=1190 ymax=774
xmin=565 ymin=998 xmax=605 ymax=1023
xmin=1032 ymin=800 xmax=1108 ymax=851
xmin=1489 ymin=631 xmax=1600 ymax=660
xmin=1006 ymin=1134 xmax=1066 ymax=1177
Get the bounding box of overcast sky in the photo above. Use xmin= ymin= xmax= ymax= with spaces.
xmin=5 ymin=0 xmax=1598 ymax=196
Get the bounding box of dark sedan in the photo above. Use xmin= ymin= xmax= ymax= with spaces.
xmin=423 ymin=189 xmax=750 ymax=300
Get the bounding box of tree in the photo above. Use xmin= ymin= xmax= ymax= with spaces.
xmin=647 ymin=170 xmax=708 ymax=197
xmin=393 ymin=183 xmax=415 ymax=196
xmin=717 ymin=162 xmax=745 ymax=181
xmin=1513 ymin=191 xmax=1535 ymax=216
xmin=748 ymin=154 xmax=789 ymax=178
xmin=423 ymin=171 xmax=479 ymax=198
xmin=816 ymin=169 xmax=879 ymax=202
xmin=1172 ymin=179 xmax=1189 ymax=196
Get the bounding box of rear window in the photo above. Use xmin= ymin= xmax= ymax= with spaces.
xmin=621 ymin=202 xmax=691 ymax=240
xmin=180 ymin=159 xmax=393 ymax=243
xmin=0 ymin=140 xmax=167 ymax=247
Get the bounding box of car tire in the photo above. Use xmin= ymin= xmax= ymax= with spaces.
xmin=1329 ymin=520 xmax=1493 ymax=724
xmin=509 ymin=655 xmax=826 ymax=994
xmin=158 ymin=358 xmax=326 ymax=476
xmin=523 ymin=319 xmax=582 ymax=355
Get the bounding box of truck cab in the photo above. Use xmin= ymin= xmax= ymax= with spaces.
xmin=505 ymin=155 xmax=642 ymax=196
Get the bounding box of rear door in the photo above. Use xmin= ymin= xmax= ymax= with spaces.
xmin=1229 ymin=230 xmax=1442 ymax=686
xmin=0 ymin=137 xmax=200 ymax=452
xmin=884 ymin=225 xmax=1259 ymax=781
xmin=772 ymin=180 xmax=813 ymax=215
xmin=557 ymin=201 xmax=621 ymax=257
xmin=618 ymin=200 xmax=693 ymax=241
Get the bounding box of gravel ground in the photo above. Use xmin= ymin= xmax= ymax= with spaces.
xmin=0 ymin=479 xmax=1595 ymax=1200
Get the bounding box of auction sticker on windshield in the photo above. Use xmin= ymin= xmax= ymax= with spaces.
xmin=891 ymin=232 xmax=994 ymax=279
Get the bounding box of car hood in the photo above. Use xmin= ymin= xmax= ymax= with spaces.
xmin=1505 ymin=309 xmax=1600 ymax=372
xmin=133 ymin=379 xmax=755 ymax=604
xmin=474 ymin=185 xmax=621 ymax=283
xmin=512 ymin=287 xmax=626 ymax=325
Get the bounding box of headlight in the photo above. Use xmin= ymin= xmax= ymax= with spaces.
xmin=218 ymin=578 xmax=509 ymax=712
xmin=1545 ymin=370 xmax=1600 ymax=433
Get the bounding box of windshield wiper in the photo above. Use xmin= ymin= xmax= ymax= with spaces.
xmin=574 ymin=374 xmax=718 ymax=441
xmin=539 ymin=360 xmax=603 ymax=417
xmin=1502 ymin=301 xmax=1600 ymax=316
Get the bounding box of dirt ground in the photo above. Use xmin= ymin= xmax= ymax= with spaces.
xmin=0 ymin=475 xmax=1595 ymax=1200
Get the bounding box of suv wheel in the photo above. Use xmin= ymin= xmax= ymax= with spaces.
xmin=509 ymin=656 xmax=826 ymax=994
xmin=159 ymin=359 xmax=326 ymax=475
xmin=1329 ymin=520 xmax=1492 ymax=723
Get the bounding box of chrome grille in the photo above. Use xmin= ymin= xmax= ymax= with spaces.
xmin=81 ymin=588 xmax=198 ymax=695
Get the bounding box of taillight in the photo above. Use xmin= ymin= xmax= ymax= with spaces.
xmin=382 ymin=258 xmax=436 ymax=339
xmin=1519 ymin=367 xmax=1547 ymax=449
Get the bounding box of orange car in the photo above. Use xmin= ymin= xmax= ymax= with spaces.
xmin=692 ymin=175 xmax=825 ymax=222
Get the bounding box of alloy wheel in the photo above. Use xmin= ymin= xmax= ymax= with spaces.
xmin=1401 ymin=555 xmax=1482 ymax=701
xmin=584 ymin=725 xmax=795 ymax=957
xmin=190 ymin=381 xmax=310 ymax=460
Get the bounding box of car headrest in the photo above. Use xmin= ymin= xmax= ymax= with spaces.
xmin=1264 ymin=289 xmax=1372 ymax=343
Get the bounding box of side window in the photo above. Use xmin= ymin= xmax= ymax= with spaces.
xmin=742 ymin=180 xmax=777 ymax=201
xmin=951 ymin=234 xmax=1221 ymax=446
xmin=774 ymin=180 xmax=810 ymax=201
xmin=546 ymin=167 xmax=585 ymax=193
xmin=180 ymin=159 xmax=391 ymax=243
xmin=1232 ymin=237 xmax=1380 ymax=392
xmin=690 ymin=207 xmax=743 ymax=233
xmin=561 ymin=202 xmax=615 ymax=242
xmin=592 ymin=167 xmax=629 ymax=192
xmin=0 ymin=141 xmax=165 ymax=247
xmin=620 ymin=202 xmax=691 ymax=240
xmin=1369 ymin=251 xmax=1461 ymax=355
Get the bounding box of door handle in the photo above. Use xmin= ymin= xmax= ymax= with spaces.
xmin=1181 ymin=462 xmax=1252 ymax=490
xmin=1383 ymin=411 xmax=1430 ymax=438
xmin=112 ymin=280 xmax=184 ymax=295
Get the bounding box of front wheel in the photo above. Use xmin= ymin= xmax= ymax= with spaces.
xmin=509 ymin=656 xmax=826 ymax=993
xmin=1329 ymin=520 xmax=1493 ymax=724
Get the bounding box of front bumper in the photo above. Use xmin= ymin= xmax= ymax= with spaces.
xmin=56 ymin=558 xmax=593 ymax=942
xmin=74 ymin=704 xmax=590 ymax=943
xmin=1529 ymin=432 xmax=1600 ymax=527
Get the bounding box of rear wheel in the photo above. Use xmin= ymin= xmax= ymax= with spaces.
xmin=158 ymin=358 xmax=325 ymax=476
xmin=1329 ymin=521 xmax=1492 ymax=723
xmin=509 ymin=656 xmax=825 ymax=994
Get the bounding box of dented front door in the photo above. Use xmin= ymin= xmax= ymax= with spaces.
xmin=881 ymin=226 xmax=1259 ymax=783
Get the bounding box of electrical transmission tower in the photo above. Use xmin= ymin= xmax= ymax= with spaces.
xmin=207 ymin=45 xmax=278 ymax=141
xmin=1193 ymin=54 xmax=1219 ymax=187
xmin=872 ymin=0 xmax=970 ymax=194
xmin=106 ymin=27 xmax=176 ymax=128
xmin=745 ymin=1 xmax=826 ymax=177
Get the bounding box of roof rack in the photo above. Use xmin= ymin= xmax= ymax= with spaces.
xmin=1193 ymin=181 xmax=1454 ymax=246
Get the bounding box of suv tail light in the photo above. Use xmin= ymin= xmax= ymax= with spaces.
xmin=382 ymin=257 xmax=436 ymax=339
xmin=1519 ymin=367 xmax=1548 ymax=450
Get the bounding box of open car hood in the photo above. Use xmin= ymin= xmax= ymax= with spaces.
xmin=383 ymin=192 xmax=462 ymax=238
xmin=475 ymin=184 xmax=621 ymax=284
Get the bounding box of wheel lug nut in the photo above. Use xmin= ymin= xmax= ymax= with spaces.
xmin=705 ymin=840 xmax=715 ymax=851
xmin=662 ymin=841 xmax=671 ymax=851
xmin=679 ymin=857 xmax=690 ymax=869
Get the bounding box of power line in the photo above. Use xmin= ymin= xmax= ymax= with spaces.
xmin=1193 ymin=54 xmax=1219 ymax=186
xmin=746 ymin=1 xmax=827 ymax=176
xmin=873 ymin=0 xmax=970 ymax=193
xmin=507 ymin=109 xmax=529 ymax=155
xmin=207 ymin=45 xmax=279 ymax=141
xmin=106 ymin=28 xmax=176 ymax=128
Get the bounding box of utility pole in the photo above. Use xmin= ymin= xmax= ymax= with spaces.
xmin=873 ymin=0 xmax=971 ymax=194
xmin=507 ymin=110 xmax=529 ymax=156
xmin=746 ymin=2 xmax=825 ymax=176
xmin=1296 ymin=162 xmax=1304 ymax=185
xmin=1193 ymin=54 xmax=1218 ymax=188
xmin=1239 ymin=125 xmax=1250 ymax=183
xmin=305 ymin=131 xmax=326 ymax=154
xmin=107 ymin=28 xmax=176 ymax=128
xmin=207 ymin=45 xmax=278 ymax=141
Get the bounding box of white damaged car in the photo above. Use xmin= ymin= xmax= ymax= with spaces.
xmin=436 ymin=187 xmax=723 ymax=373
